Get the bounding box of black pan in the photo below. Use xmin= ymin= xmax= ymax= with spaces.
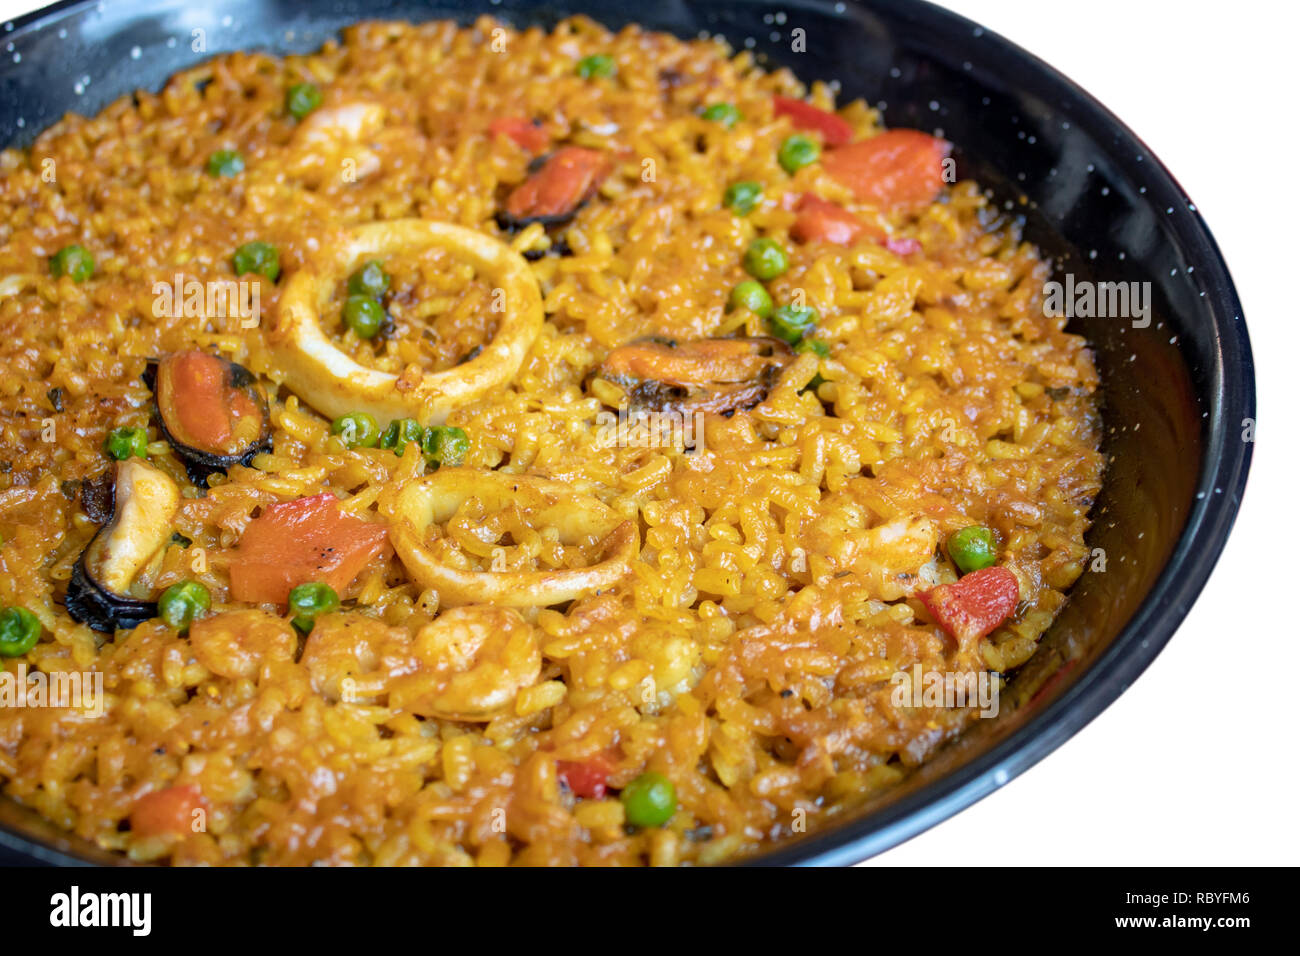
xmin=0 ymin=0 xmax=1255 ymax=866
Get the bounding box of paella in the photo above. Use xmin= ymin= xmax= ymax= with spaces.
xmin=0 ymin=16 xmax=1105 ymax=865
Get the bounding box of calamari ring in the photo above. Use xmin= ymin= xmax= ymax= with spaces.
xmin=270 ymin=219 xmax=544 ymax=425
xmin=387 ymin=468 xmax=638 ymax=607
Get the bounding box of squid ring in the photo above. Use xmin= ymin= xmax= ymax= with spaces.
xmin=387 ymin=469 xmax=639 ymax=607
xmin=270 ymin=219 xmax=544 ymax=425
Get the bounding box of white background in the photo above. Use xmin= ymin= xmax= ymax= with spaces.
xmin=0 ymin=0 xmax=1292 ymax=865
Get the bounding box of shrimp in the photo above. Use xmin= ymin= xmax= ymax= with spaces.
xmin=288 ymin=101 xmax=385 ymax=182
xmin=190 ymin=609 xmax=298 ymax=681
xmin=300 ymin=615 xmax=413 ymax=703
xmin=302 ymin=608 xmax=542 ymax=720
xmin=808 ymin=509 xmax=938 ymax=600
xmin=390 ymin=606 xmax=542 ymax=721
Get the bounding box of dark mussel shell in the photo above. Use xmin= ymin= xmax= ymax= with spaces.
xmin=143 ymin=352 xmax=273 ymax=484
xmin=494 ymin=208 xmax=583 ymax=234
xmin=520 ymin=235 xmax=574 ymax=260
xmin=592 ymin=336 xmax=794 ymax=416
xmin=495 ymin=147 xmax=611 ymax=233
xmin=63 ymin=551 xmax=157 ymax=633
xmin=63 ymin=458 xmax=179 ymax=634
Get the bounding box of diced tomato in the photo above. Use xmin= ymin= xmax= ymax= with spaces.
xmin=488 ymin=116 xmax=549 ymax=154
xmin=129 ymin=784 xmax=207 ymax=838
xmin=884 ymin=236 xmax=922 ymax=256
xmin=557 ymin=757 xmax=612 ymax=799
xmin=773 ymin=96 xmax=854 ymax=146
xmin=229 ymin=492 xmax=389 ymax=606
xmin=919 ymin=566 xmax=1020 ymax=649
xmin=503 ymin=146 xmax=612 ymax=222
xmin=822 ymin=129 xmax=951 ymax=210
xmin=791 ymin=193 xmax=875 ymax=246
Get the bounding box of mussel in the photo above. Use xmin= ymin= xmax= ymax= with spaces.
xmin=143 ymin=351 xmax=272 ymax=483
xmin=65 ymin=458 xmax=181 ymax=633
xmin=590 ymin=336 xmax=794 ymax=416
xmin=494 ymin=146 xmax=612 ymax=232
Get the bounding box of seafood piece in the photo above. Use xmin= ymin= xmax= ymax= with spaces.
xmin=391 ymin=606 xmax=543 ymax=720
xmin=386 ymin=468 xmax=637 ymax=607
xmin=145 ymin=351 xmax=272 ymax=483
xmin=65 ymin=459 xmax=181 ymax=633
xmin=289 ymin=101 xmax=385 ymax=181
xmin=270 ymin=219 xmax=544 ymax=425
xmin=496 ymin=146 xmax=612 ymax=230
xmin=590 ymin=337 xmax=794 ymax=415
xmin=808 ymin=510 xmax=938 ymax=601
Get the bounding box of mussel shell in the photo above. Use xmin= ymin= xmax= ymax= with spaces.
xmin=64 ymin=550 xmax=157 ymax=633
xmin=143 ymin=356 xmax=273 ymax=484
xmin=591 ymin=336 xmax=793 ymax=416
xmin=494 ymin=208 xmax=584 ymax=233
xmin=521 ymin=235 xmax=573 ymax=261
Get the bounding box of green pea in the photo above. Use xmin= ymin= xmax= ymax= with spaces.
xmin=346 ymin=260 xmax=390 ymax=299
xmin=947 ymin=526 xmax=998 ymax=574
xmin=742 ymin=237 xmax=789 ymax=281
xmin=343 ymin=295 xmax=387 ymax=339
xmin=794 ymin=337 xmax=830 ymax=358
xmin=50 ymin=244 xmax=94 ymax=283
xmin=724 ymin=181 xmax=763 ymax=216
xmin=287 ymin=581 xmax=339 ymax=633
xmin=285 ymin=82 xmax=323 ymax=120
xmin=378 ymin=418 xmax=424 ymax=457
xmin=576 ymin=54 xmax=616 ymax=79
xmin=331 ymin=412 xmax=380 ymax=449
xmin=232 ymin=241 xmax=280 ymax=282
xmin=778 ymin=133 xmax=820 ymax=173
xmin=206 ymin=149 xmax=245 ymax=177
xmin=0 ymin=607 xmax=41 ymax=657
xmin=104 ymin=426 xmax=149 ymax=461
xmin=700 ymin=103 xmax=741 ymax=129
xmin=157 ymin=581 xmax=210 ymax=634
xmin=767 ymin=304 xmax=818 ymax=344
xmin=621 ymin=771 xmax=677 ymax=828
xmin=727 ymin=280 xmax=773 ymax=319
xmin=422 ymin=426 xmax=469 ymax=467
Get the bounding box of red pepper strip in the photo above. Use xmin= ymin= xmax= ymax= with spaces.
xmin=773 ymin=95 xmax=854 ymax=146
xmin=919 ymin=566 xmax=1020 ymax=649
xmin=504 ymin=146 xmax=612 ymax=221
xmin=488 ymin=116 xmax=549 ymax=154
xmin=790 ymin=193 xmax=876 ymax=246
xmin=229 ymin=492 xmax=390 ymax=606
xmin=130 ymin=784 xmax=207 ymax=837
xmin=557 ymin=757 xmax=612 ymax=799
xmin=822 ymin=129 xmax=952 ymax=210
